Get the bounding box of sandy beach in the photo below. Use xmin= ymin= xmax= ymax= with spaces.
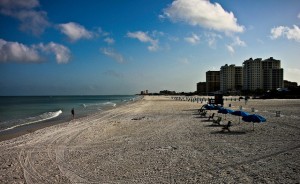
xmin=0 ymin=96 xmax=299 ymax=183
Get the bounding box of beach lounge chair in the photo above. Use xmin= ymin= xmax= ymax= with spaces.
xmin=212 ymin=116 xmax=222 ymax=125
xmin=200 ymin=110 xmax=207 ymax=117
xmin=208 ymin=113 xmax=215 ymax=121
xmin=198 ymin=108 xmax=205 ymax=114
xmin=222 ymin=121 xmax=232 ymax=132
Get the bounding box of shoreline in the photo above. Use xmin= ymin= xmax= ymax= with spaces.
xmin=0 ymin=96 xmax=141 ymax=142
xmin=1 ymin=96 xmax=299 ymax=183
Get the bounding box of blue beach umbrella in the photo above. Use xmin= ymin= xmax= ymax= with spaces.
xmin=213 ymin=105 xmax=223 ymax=110
xmin=218 ymin=108 xmax=234 ymax=114
xmin=231 ymin=110 xmax=250 ymax=124
xmin=242 ymin=114 xmax=266 ymax=131
xmin=218 ymin=108 xmax=234 ymax=119
xmin=203 ymin=104 xmax=214 ymax=110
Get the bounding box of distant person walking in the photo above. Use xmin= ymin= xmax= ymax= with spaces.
xmin=71 ymin=108 xmax=75 ymax=119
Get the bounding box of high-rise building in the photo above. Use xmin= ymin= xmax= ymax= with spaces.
xmin=262 ymin=57 xmax=283 ymax=90
xmin=206 ymin=71 xmax=220 ymax=94
xmin=220 ymin=64 xmax=243 ymax=93
xmin=243 ymin=57 xmax=283 ymax=91
xmin=243 ymin=58 xmax=263 ymax=90
xmin=196 ymin=82 xmax=206 ymax=95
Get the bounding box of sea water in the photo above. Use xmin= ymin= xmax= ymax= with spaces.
xmin=0 ymin=95 xmax=138 ymax=132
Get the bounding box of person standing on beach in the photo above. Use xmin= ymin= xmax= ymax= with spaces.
xmin=71 ymin=108 xmax=75 ymax=119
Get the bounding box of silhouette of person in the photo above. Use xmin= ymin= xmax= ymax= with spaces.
xmin=71 ymin=108 xmax=75 ymax=119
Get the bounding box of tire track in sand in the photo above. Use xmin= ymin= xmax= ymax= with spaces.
xmin=18 ymin=102 xmax=142 ymax=183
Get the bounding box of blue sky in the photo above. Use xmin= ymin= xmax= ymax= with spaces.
xmin=0 ymin=0 xmax=300 ymax=95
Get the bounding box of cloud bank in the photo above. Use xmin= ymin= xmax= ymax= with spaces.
xmin=0 ymin=0 xmax=50 ymax=35
xmin=0 ymin=39 xmax=71 ymax=64
xmin=162 ymin=0 xmax=244 ymax=33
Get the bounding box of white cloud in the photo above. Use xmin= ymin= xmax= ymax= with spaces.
xmin=162 ymin=0 xmax=244 ymax=33
xmin=127 ymin=31 xmax=159 ymax=51
xmin=0 ymin=39 xmax=71 ymax=64
xmin=232 ymin=36 xmax=246 ymax=47
xmin=58 ymin=22 xmax=95 ymax=42
xmin=100 ymin=47 xmax=124 ymax=63
xmin=205 ymin=32 xmax=222 ymax=48
xmin=225 ymin=36 xmax=246 ymax=54
xmin=298 ymin=13 xmax=300 ymax=19
xmin=37 ymin=42 xmax=71 ymax=64
xmin=0 ymin=39 xmax=41 ymax=63
xmin=97 ymin=27 xmax=110 ymax=37
xmin=104 ymin=37 xmax=115 ymax=45
xmin=226 ymin=44 xmax=235 ymax=54
xmin=184 ymin=33 xmax=200 ymax=45
xmin=270 ymin=26 xmax=286 ymax=39
xmin=271 ymin=25 xmax=300 ymax=42
xmin=0 ymin=0 xmax=50 ymax=35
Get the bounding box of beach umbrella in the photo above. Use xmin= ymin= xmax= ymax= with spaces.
xmin=203 ymin=104 xmax=215 ymax=110
xmin=218 ymin=108 xmax=234 ymax=114
xmin=213 ymin=105 xmax=223 ymax=110
xmin=218 ymin=108 xmax=234 ymax=119
xmin=230 ymin=110 xmax=250 ymax=124
xmin=242 ymin=114 xmax=266 ymax=131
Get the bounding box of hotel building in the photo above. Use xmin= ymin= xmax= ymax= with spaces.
xmin=220 ymin=64 xmax=243 ymax=93
xmin=206 ymin=71 xmax=220 ymax=94
xmin=243 ymin=57 xmax=283 ymax=91
xmin=196 ymin=82 xmax=206 ymax=95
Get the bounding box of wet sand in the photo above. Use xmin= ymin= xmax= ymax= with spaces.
xmin=0 ymin=96 xmax=299 ymax=183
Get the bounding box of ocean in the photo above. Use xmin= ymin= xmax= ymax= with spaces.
xmin=0 ymin=95 xmax=139 ymax=133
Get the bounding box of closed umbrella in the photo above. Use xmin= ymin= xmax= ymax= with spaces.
xmin=242 ymin=114 xmax=266 ymax=131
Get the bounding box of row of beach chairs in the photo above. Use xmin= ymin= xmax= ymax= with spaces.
xmin=198 ymin=110 xmax=232 ymax=132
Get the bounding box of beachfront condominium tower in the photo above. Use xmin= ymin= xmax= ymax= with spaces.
xmin=262 ymin=57 xmax=283 ymax=90
xmin=243 ymin=57 xmax=283 ymax=91
xmin=197 ymin=82 xmax=206 ymax=95
xmin=206 ymin=71 xmax=220 ymax=95
xmin=220 ymin=64 xmax=243 ymax=94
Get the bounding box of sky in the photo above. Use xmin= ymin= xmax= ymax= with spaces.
xmin=0 ymin=0 xmax=300 ymax=95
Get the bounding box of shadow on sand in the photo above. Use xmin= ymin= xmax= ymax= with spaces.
xmin=210 ymin=131 xmax=247 ymax=135
xmin=183 ymin=109 xmax=200 ymax=112
xmin=194 ymin=115 xmax=208 ymax=118
xmin=204 ymin=124 xmax=224 ymax=127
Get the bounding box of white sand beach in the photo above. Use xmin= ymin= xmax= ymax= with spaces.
xmin=0 ymin=96 xmax=299 ymax=183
